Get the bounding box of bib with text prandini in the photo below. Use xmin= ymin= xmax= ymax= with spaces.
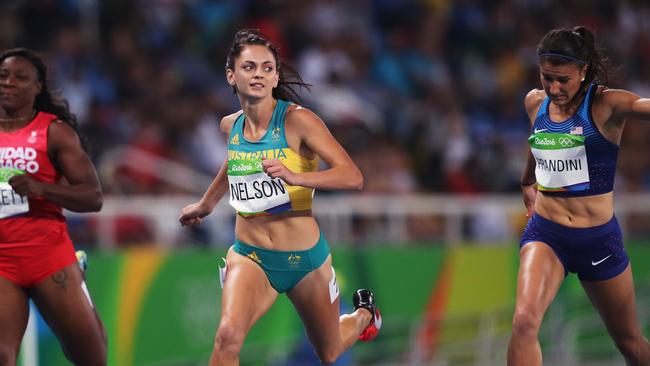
xmin=528 ymin=133 xmax=590 ymax=192
xmin=227 ymin=159 xmax=291 ymax=216
xmin=0 ymin=167 xmax=29 ymax=218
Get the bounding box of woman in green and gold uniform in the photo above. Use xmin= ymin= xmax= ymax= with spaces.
xmin=179 ymin=29 xmax=381 ymax=366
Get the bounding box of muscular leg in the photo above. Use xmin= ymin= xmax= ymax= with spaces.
xmin=0 ymin=276 xmax=29 ymax=366
xmin=508 ymin=242 xmax=566 ymax=366
xmin=287 ymin=256 xmax=372 ymax=365
xmin=210 ymin=247 xmax=279 ymax=366
xmin=581 ymin=265 xmax=650 ymax=366
xmin=30 ymin=263 xmax=107 ymax=366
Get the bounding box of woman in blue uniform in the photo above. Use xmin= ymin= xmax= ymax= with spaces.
xmin=179 ymin=29 xmax=381 ymax=365
xmin=508 ymin=26 xmax=650 ymax=365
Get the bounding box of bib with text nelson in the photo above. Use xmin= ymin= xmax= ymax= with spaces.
xmin=227 ymin=158 xmax=291 ymax=216
xmin=528 ymin=132 xmax=590 ymax=192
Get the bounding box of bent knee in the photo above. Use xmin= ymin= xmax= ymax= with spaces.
xmin=65 ymin=343 xmax=107 ymax=366
xmin=316 ymin=350 xmax=340 ymax=365
xmin=214 ymin=322 xmax=246 ymax=353
xmin=614 ymin=336 xmax=647 ymax=359
xmin=313 ymin=346 xmax=343 ymax=365
xmin=511 ymin=309 xmax=543 ymax=339
xmin=61 ymin=329 xmax=107 ymax=366
xmin=0 ymin=346 xmax=17 ymax=365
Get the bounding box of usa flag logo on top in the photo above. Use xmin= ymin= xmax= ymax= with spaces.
xmin=570 ymin=126 xmax=583 ymax=135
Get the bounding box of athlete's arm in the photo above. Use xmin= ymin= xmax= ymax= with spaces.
xmin=179 ymin=157 xmax=228 ymax=227
xmin=262 ymin=108 xmax=363 ymax=191
xmin=593 ymin=88 xmax=650 ymax=144
xmin=600 ymin=88 xmax=650 ymax=120
xmin=179 ymin=113 xmax=237 ymax=226
xmin=520 ymin=89 xmax=544 ymax=216
xmin=521 ymin=89 xmax=544 ymax=184
xmin=9 ymin=121 xmax=103 ymax=212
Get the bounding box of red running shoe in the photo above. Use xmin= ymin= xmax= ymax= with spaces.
xmin=353 ymin=289 xmax=382 ymax=341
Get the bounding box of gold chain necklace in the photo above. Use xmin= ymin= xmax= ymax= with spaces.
xmin=0 ymin=110 xmax=36 ymax=123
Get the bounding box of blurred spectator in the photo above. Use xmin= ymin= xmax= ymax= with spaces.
xmin=4 ymin=0 xmax=650 ymax=245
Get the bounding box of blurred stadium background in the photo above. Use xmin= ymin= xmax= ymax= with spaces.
xmin=4 ymin=0 xmax=650 ymax=365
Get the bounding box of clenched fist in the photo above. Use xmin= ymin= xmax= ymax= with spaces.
xmin=8 ymin=174 xmax=44 ymax=197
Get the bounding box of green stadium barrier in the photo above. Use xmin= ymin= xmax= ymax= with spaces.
xmin=31 ymin=243 xmax=650 ymax=365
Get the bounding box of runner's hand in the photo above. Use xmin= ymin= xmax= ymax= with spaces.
xmin=521 ymin=183 xmax=537 ymax=218
xmin=179 ymin=201 xmax=211 ymax=227
xmin=8 ymin=174 xmax=44 ymax=197
xmin=261 ymin=158 xmax=298 ymax=185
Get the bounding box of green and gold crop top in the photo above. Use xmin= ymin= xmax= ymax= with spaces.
xmin=226 ymin=100 xmax=318 ymax=216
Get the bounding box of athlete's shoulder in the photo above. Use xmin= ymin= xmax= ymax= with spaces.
xmin=285 ymin=104 xmax=325 ymax=131
xmin=48 ymin=120 xmax=79 ymax=139
xmin=524 ymin=89 xmax=546 ymax=121
xmin=220 ymin=110 xmax=243 ymax=134
xmin=597 ymin=87 xmax=640 ymax=106
xmin=47 ymin=120 xmax=83 ymax=151
xmin=524 ymin=89 xmax=546 ymax=110
xmin=593 ymin=87 xmax=642 ymax=122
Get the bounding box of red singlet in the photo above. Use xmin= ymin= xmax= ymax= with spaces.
xmin=0 ymin=111 xmax=76 ymax=286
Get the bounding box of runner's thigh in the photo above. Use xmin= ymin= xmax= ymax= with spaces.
xmin=0 ymin=276 xmax=29 ymax=359
xmin=581 ymin=265 xmax=644 ymax=342
xmin=287 ymin=256 xmax=341 ymax=349
xmin=30 ymin=263 xmax=106 ymax=362
xmin=220 ymin=248 xmax=279 ymax=332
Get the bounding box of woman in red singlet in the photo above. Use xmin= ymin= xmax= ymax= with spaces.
xmin=0 ymin=48 xmax=106 ymax=365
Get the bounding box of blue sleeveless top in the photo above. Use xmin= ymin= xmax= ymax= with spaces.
xmin=226 ymin=100 xmax=318 ymax=216
xmin=531 ymin=84 xmax=618 ymax=197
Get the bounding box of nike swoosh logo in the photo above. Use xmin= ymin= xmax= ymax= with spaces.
xmin=534 ymin=128 xmax=548 ymax=133
xmin=374 ymin=312 xmax=382 ymax=330
xmin=591 ymin=254 xmax=612 ymax=266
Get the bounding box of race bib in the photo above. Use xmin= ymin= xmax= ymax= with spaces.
xmin=0 ymin=168 xmax=29 ymax=218
xmin=227 ymin=159 xmax=290 ymax=215
xmin=529 ymin=133 xmax=590 ymax=191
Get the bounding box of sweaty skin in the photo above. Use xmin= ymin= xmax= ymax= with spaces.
xmin=179 ymin=39 xmax=372 ymax=366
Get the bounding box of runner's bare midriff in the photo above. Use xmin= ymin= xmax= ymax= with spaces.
xmin=535 ymin=191 xmax=614 ymax=228
xmin=235 ymin=210 xmax=320 ymax=250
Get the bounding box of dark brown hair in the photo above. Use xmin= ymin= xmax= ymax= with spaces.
xmin=537 ymin=26 xmax=609 ymax=89
xmin=225 ymin=29 xmax=310 ymax=103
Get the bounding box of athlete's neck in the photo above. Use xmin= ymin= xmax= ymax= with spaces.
xmin=551 ymin=103 xmax=578 ymax=119
xmin=240 ymin=97 xmax=276 ymax=136
xmin=0 ymin=108 xmax=36 ymax=131
xmin=555 ymin=89 xmax=587 ymax=117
